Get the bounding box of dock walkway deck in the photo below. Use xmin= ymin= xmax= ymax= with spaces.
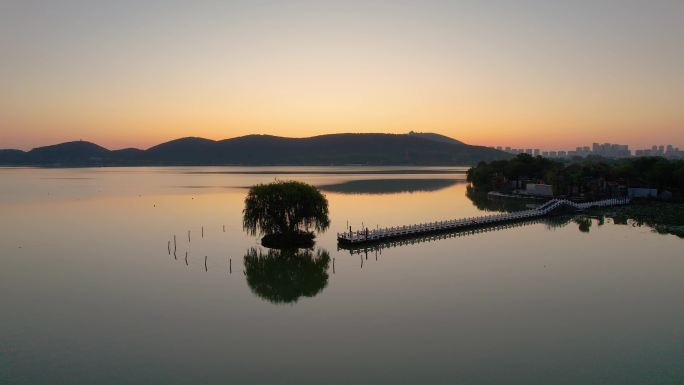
xmin=337 ymin=197 xmax=629 ymax=245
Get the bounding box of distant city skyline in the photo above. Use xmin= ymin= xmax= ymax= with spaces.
xmin=494 ymin=141 xmax=683 ymax=159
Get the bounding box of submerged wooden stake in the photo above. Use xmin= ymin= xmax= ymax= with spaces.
xmin=205 ymin=256 xmax=208 ymax=272
xmin=167 ymin=241 xmax=170 ymax=255
xmin=188 ymin=230 xmax=191 ymax=242
xmin=202 ymin=226 xmax=204 ymax=238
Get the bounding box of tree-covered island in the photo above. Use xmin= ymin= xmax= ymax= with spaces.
xmin=243 ymin=181 xmax=330 ymax=248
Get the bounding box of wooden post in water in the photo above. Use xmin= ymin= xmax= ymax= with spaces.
xmin=229 ymin=258 xmax=232 ymax=274
xmin=333 ymin=258 xmax=335 ymax=274
xmin=223 ymin=225 xmax=225 ymax=232
xmin=167 ymin=241 xmax=170 ymax=255
xmin=205 ymin=256 xmax=208 ymax=272
xmin=173 ymin=235 xmax=177 ymax=252
xmin=202 ymin=226 xmax=204 ymax=238
xmin=188 ymin=230 xmax=191 ymax=242
xmin=185 ymin=252 xmax=188 ymax=266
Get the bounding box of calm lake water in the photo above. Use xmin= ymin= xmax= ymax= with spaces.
xmin=1 ymin=167 xmax=683 ymax=385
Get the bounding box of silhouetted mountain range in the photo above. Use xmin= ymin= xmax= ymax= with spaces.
xmin=0 ymin=133 xmax=511 ymax=166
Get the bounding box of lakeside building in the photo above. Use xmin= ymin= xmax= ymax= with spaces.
xmin=524 ymin=183 xmax=554 ymax=197
xmin=628 ymin=188 xmax=658 ymax=199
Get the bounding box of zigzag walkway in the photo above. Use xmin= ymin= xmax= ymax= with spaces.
xmin=337 ymin=197 xmax=630 ymax=246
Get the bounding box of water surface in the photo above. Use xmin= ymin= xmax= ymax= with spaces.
xmin=1 ymin=167 xmax=682 ymax=385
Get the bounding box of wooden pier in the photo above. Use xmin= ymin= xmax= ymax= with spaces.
xmin=340 ymin=216 xmax=557 ymax=255
xmin=337 ymin=198 xmax=630 ymax=246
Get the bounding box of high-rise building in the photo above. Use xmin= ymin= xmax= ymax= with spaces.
xmin=635 ymin=145 xmax=683 ymax=159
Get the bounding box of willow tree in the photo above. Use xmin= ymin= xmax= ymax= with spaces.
xmin=243 ymin=181 xmax=330 ymax=247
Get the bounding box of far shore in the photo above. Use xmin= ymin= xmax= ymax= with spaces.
xmin=0 ymin=165 xmax=470 ymax=174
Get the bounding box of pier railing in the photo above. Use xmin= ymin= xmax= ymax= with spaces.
xmin=341 ymin=216 xmax=562 ymax=255
xmin=337 ymin=197 xmax=629 ymax=245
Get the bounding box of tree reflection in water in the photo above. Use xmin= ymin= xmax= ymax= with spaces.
xmin=244 ymin=248 xmax=330 ymax=304
xmin=465 ymin=186 xmax=531 ymax=212
xmin=574 ymin=216 xmax=593 ymax=232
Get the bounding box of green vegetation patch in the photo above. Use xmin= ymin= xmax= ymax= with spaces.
xmin=589 ymin=202 xmax=684 ymax=238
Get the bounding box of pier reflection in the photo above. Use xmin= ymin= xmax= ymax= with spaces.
xmin=244 ymin=248 xmax=331 ymax=304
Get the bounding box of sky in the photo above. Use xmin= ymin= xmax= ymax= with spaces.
xmin=1 ymin=0 xmax=682 ymax=151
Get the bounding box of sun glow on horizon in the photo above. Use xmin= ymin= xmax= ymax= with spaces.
xmin=1 ymin=1 xmax=682 ymax=151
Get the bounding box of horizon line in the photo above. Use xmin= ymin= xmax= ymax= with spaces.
xmin=3 ymin=131 xmax=683 ymax=153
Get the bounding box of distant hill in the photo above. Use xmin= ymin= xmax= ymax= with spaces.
xmin=407 ymin=131 xmax=464 ymax=145
xmin=26 ymin=141 xmax=110 ymax=163
xmin=0 ymin=149 xmax=28 ymax=164
xmin=0 ymin=133 xmax=511 ymax=166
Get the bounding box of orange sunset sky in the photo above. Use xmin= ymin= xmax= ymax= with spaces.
xmin=1 ymin=1 xmax=682 ymax=151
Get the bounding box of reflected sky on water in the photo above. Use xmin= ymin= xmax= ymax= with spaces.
xmin=1 ymin=167 xmax=683 ymax=385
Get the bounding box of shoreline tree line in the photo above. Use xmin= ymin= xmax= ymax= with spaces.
xmin=467 ymin=154 xmax=684 ymax=199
